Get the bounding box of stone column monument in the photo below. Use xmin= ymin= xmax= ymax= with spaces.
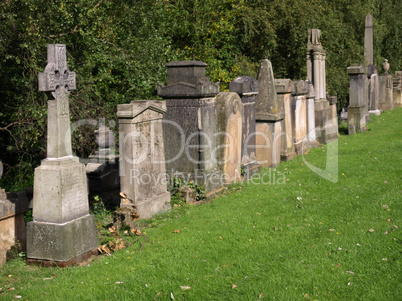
xmin=364 ymin=14 xmax=374 ymax=66
xmin=307 ymin=29 xmax=337 ymax=143
xmin=27 ymin=44 xmax=97 ymax=266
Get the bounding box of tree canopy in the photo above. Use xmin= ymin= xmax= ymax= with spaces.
xmin=0 ymin=0 xmax=400 ymax=190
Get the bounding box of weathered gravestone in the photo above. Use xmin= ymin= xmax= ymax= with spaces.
xmin=27 ymin=44 xmax=97 ymax=266
xmin=368 ymin=65 xmax=381 ymax=115
xmin=275 ymin=79 xmax=294 ymax=162
xmin=229 ymin=76 xmax=259 ymax=174
xmin=86 ymin=125 xmax=119 ymax=193
xmin=347 ymin=64 xmax=368 ymax=134
xmin=215 ymin=92 xmax=243 ymax=183
xmin=117 ymin=100 xmax=171 ymax=219
xmin=306 ymin=80 xmax=319 ymax=147
xmin=158 ymin=61 xmax=222 ymax=192
xmin=307 ymin=29 xmax=337 ymax=143
xmin=255 ymin=59 xmax=284 ymax=166
xmin=291 ymin=80 xmax=309 ymax=154
xmin=394 ymin=71 xmax=402 ymax=107
xmin=379 ymin=59 xmax=394 ymax=111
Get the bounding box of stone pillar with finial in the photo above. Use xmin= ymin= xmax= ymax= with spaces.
xmin=379 ymin=59 xmax=394 ymax=111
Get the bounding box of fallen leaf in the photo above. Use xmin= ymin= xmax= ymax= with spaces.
xmin=329 ymin=229 xmax=335 ymax=232
xmin=346 ymin=271 xmax=355 ymax=274
xmin=170 ymin=292 xmax=175 ymax=300
xmin=256 ymin=212 xmax=261 ymax=215
xmin=368 ymin=228 xmax=375 ymax=232
xmin=338 ymin=247 xmax=343 ymax=251
xmin=120 ymin=192 xmax=127 ymax=198
xmin=173 ymin=230 xmax=180 ymax=233
xmin=384 ymin=181 xmax=388 ymax=184
xmin=335 ymin=263 xmax=341 ymax=268
xmin=115 ymin=281 xmax=124 ymax=284
xmin=382 ymin=258 xmax=388 ymax=261
xmin=180 ymin=286 xmax=191 ymax=290
xmin=387 ymin=219 xmax=391 ymax=222
xmin=135 ymin=229 xmax=142 ymax=236
xmin=43 ymin=277 xmax=53 ymax=280
xmin=8 ymin=288 xmax=15 ymax=291
xmin=394 ymin=225 xmax=399 ymax=230
xmin=384 ymin=231 xmax=389 ymax=235
xmin=8 ymin=275 xmax=12 ymax=278
xmin=259 ymin=293 xmax=264 ymax=299
xmin=348 ymin=282 xmax=351 ymax=286
xmin=219 ymin=236 xmax=223 ymax=240
xmin=232 ymin=284 xmax=238 ymax=289
xmin=382 ymin=205 xmax=389 ymax=209
xmin=14 ymin=296 xmax=22 ymax=299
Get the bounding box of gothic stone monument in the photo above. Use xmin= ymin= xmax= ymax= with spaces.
xmin=307 ymin=29 xmax=337 ymax=143
xmin=117 ymin=100 xmax=171 ymax=219
xmin=27 ymin=44 xmax=97 ymax=265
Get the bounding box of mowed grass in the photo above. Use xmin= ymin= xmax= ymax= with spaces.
xmin=1 ymin=108 xmax=401 ymax=300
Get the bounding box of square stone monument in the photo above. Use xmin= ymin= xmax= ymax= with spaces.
xmin=27 ymin=44 xmax=97 ymax=265
xmin=347 ymin=64 xmax=368 ymax=134
xmin=117 ymin=100 xmax=171 ymax=219
xmin=291 ymin=80 xmax=309 ymax=154
xmin=394 ymin=71 xmax=402 ymax=107
xmin=157 ymin=61 xmax=222 ymax=192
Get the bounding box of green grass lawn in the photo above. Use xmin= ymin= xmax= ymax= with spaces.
xmin=1 ymin=108 xmax=401 ymax=300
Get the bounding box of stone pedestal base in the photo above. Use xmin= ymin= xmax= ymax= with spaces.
xmin=315 ymin=101 xmax=337 ymax=144
xmin=27 ymin=248 xmax=98 ymax=268
xmin=348 ymin=106 xmax=367 ymax=135
xmin=27 ymin=214 xmax=97 ymax=262
xmin=121 ymin=191 xmax=171 ymax=220
xmin=255 ymin=120 xmax=282 ymax=167
xmin=369 ymin=109 xmax=381 ymax=116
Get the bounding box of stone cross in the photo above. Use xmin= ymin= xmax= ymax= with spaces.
xmin=38 ymin=44 xmax=76 ymax=159
xmin=364 ymin=14 xmax=373 ymax=66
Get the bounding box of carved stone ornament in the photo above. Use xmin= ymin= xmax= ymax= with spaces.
xmin=383 ymin=59 xmax=390 ymax=74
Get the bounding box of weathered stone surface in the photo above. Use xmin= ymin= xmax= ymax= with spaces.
xmin=347 ymin=64 xmax=368 ymax=134
xmin=379 ymin=73 xmax=394 ymax=111
xmin=364 ymin=14 xmax=373 ymax=66
xmin=0 ymin=191 xmax=29 ymax=266
xmin=215 ymin=92 xmax=243 ymax=184
xmin=229 ymin=76 xmax=258 ymax=173
xmin=307 ymin=29 xmax=327 ymax=101
xmin=394 ymin=71 xmax=402 ymax=107
xmin=256 ymin=59 xmax=281 ymax=120
xmin=368 ymin=66 xmax=381 ymax=115
xmin=27 ymin=214 xmax=97 ymax=262
xmin=291 ymin=81 xmax=308 ymax=154
xmin=157 ymin=61 xmax=219 ymax=98
xmin=118 ymin=100 xmax=171 ymax=219
xmin=306 ymin=80 xmax=318 ymax=145
xmin=255 ymin=121 xmax=281 ymax=167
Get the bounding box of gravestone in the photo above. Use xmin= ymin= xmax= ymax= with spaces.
xmin=378 ymin=59 xmax=394 ymax=111
xmin=86 ymin=125 xmax=119 ymax=193
xmin=347 ymin=64 xmax=368 ymax=134
xmin=306 ymin=80 xmax=319 ymax=147
xmin=368 ymin=65 xmax=381 ymax=115
xmin=157 ymin=61 xmax=222 ymax=192
xmin=27 ymin=44 xmax=97 ymax=265
xmin=393 ymin=71 xmax=401 ymax=107
xmin=255 ymin=59 xmax=284 ymax=166
xmin=307 ymin=29 xmax=336 ymax=143
xmin=364 ymin=14 xmax=373 ymax=66
xmin=291 ymin=80 xmax=309 ymax=154
xmin=215 ymin=92 xmax=243 ymax=183
xmin=229 ymin=76 xmax=259 ymax=174
xmin=275 ymin=79 xmax=294 ymax=162
xmin=117 ymin=100 xmax=171 ymax=219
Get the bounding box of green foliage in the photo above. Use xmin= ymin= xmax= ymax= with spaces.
xmin=168 ymin=176 xmax=206 ymax=206
xmin=0 ymin=0 xmax=400 ymax=191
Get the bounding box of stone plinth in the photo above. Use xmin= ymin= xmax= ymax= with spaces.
xmin=379 ymin=73 xmax=394 ymax=111
xmin=328 ymin=96 xmax=339 ymax=137
xmin=347 ymin=64 xmax=368 ymax=134
xmin=229 ymin=76 xmax=259 ymax=174
xmin=27 ymin=44 xmax=97 ymax=265
xmin=215 ymin=93 xmax=243 ymax=184
xmin=158 ymin=61 xmax=222 ymax=193
xmin=0 ymin=191 xmax=29 ymax=266
xmin=117 ymin=100 xmax=171 ymax=219
xmin=275 ymin=79 xmax=294 ymax=162
xmin=291 ymin=80 xmax=309 ymax=154
xmin=306 ymin=80 xmax=319 ymax=147
xmin=254 ymin=60 xmax=283 ymax=166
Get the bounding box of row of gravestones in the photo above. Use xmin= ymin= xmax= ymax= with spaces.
xmin=4 ymin=24 xmax=396 ymax=266
xmin=345 ymin=13 xmax=402 ymax=135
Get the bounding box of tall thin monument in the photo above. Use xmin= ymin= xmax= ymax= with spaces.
xmin=364 ymin=13 xmax=373 ymax=66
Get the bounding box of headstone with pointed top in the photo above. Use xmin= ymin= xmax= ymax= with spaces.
xmin=254 ymin=59 xmax=284 ymax=166
xmin=27 ymin=44 xmax=97 ymax=265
